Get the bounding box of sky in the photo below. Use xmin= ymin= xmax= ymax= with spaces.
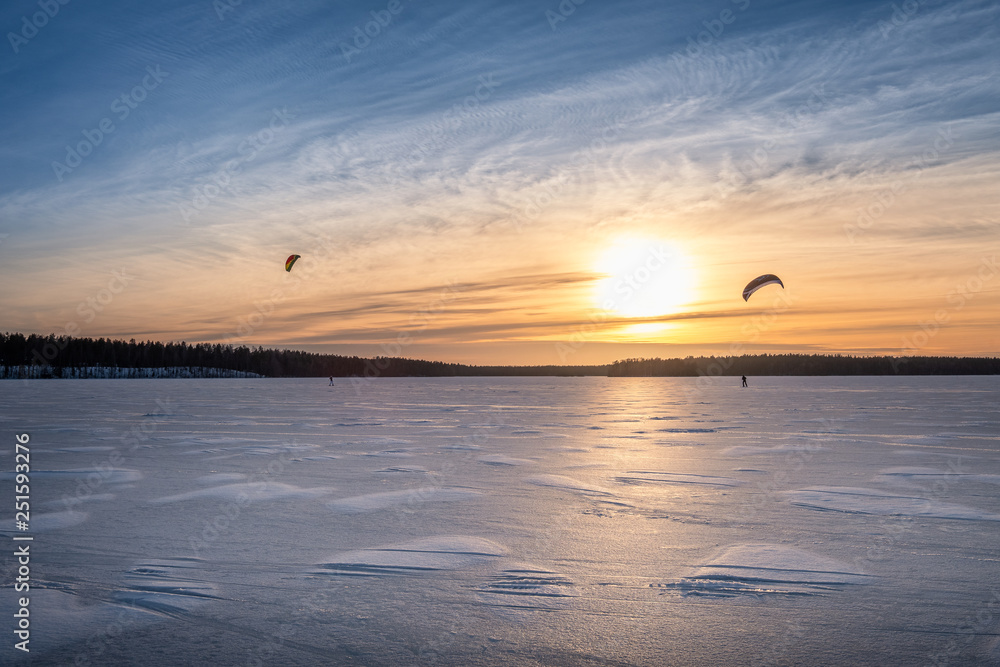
xmin=1 ymin=0 xmax=998 ymax=366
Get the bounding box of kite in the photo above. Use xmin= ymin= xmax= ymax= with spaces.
xmin=285 ymin=254 xmax=301 ymax=272
xmin=742 ymin=274 xmax=783 ymax=301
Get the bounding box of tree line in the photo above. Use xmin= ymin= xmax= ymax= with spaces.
xmin=607 ymin=354 xmax=1000 ymax=376
xmin=1 ymin=332 xmax=997 ymax=378
xmin=0 ymin=332 xmax=602 ymax=378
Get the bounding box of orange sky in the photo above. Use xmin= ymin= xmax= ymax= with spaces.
xmin=7 ymin=158 xmax=998 ymax=366
xmin=2 ymin=1 xmax=998 ymax=365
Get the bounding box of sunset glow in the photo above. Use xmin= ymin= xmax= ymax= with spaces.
xmin=1 ymin=1 xmax=997 ymax=365
xmin=593 ymin=239 xmax=697 ymax=319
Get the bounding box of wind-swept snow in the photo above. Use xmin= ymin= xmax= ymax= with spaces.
xmin=2 ymin=376 xmax=998 ymax=665
xmin=785 ymin=486 xmax=1000 ymax=521
xmin=326 ymin=487 xmax=482 ymax=514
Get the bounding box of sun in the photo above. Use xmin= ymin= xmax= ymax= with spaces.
xmin=593 ymin=238 xmax=696 ymax=318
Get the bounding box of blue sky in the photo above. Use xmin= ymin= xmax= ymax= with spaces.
xmin=2 ymin=0 xmax=998 ymax=364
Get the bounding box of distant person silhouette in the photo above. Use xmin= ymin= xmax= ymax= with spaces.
xmin=742 ymin=375 xmax=748 ymax=388
xmin=329 ymin=376 xmax=335 ymax=386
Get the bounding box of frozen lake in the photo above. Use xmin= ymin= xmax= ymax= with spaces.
xmin=2 ymin=376 xmax=999 ymax=665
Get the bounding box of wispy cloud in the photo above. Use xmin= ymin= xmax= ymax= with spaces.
xmin=1 ymin=0 xmax=997 ymax=361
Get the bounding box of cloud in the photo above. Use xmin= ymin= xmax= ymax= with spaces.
xmin=1 ymin=0 xmax=998 ymax=360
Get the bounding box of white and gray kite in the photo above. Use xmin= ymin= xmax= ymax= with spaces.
xmin=742 ymin=274 xmax=784 ymax=301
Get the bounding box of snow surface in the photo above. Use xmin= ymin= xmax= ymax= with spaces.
xmin=477 ymin=454 xmax=535 ymax=466
xmin=785 ymin=486 xmax=1000 ymax=521
xmin=325 ymin=487 xmax=481 ymax=514
xmin=1 ymin=376 xmax=999 ymax=665
xmin=317 ymin=535 xmax=507 ymax=575
xmin=663 ymin=543 xmax=873 ymax=597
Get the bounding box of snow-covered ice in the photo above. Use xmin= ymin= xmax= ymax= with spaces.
xmin=615 ymin=470 xmax=743 ymax=487
xmin=663 ymin=543 xmax=873 ymax=597
xmin=477 ymin=454 xmax=535 ymax=466
xmin=524 ymin=473 xmax=616 ymax=495
xmin=1 ymin=376 xmax=999 ymax=665
xmin=150 ymin=481 xmax=332 ymax=504
xmin=325 ymin=487 xmax=481 ymax=514
xmin=785 ymin=486 xmax=1000 ymax=521
xmin=317 ymin=535 xmax=507 ymax=575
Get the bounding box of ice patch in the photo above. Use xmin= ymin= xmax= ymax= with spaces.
xmin=478 ymin=455 xmax=534 ymax=466
xmin=786 ymin=486 xmax=1000 ymax=521
xmin=326 ymin=487 xmax=481 ymax=514
xmin=662 ymin=544 xmax=871 ymax=597
xmin=150 ymin=482 xmax=331 ymax=504
xmin=525 ymin=474 xmax=614 ymax=496
xmin=615 ymin=471 xmax=742 ymax=487
xmin=317 ymin=535 xmax=506 ymax=576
